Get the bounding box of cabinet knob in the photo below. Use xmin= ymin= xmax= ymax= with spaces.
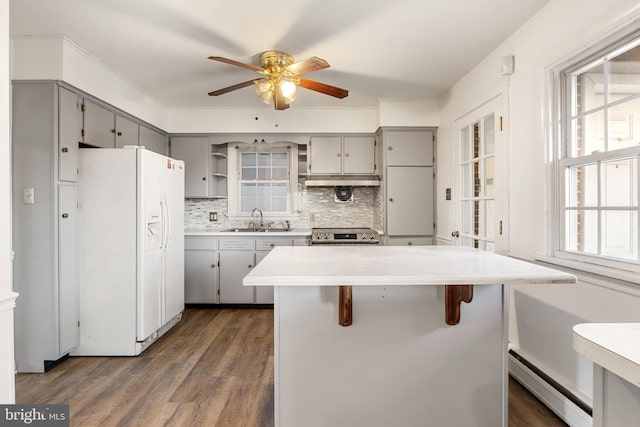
xmin=388 ymin=197 xmax=394 ymax=202
xmin=61 ymin=147 xmax=69 ymax=153
xmin=345 ymin=153 xmax=350 ymax=157
xmin=254 ymin=139 xmax=258 ymax=143
xmin=202 ymin=177 xmax=206 ymax=181
xmin=387 ymin=146 xmax=393 ymax=151
xmin=117 ymin=131 xmax=122 ymax=136
xmin=248 ymin=265 xmax=253 ymax=269
xmin=337 ymin=153 xmax=341 ymax=157
xmin=210 ymin=264 xmax=216 ymax=268
xmin=407 ymin=241 xmax=413 ymax=246
xmin=111 ymin=129 xmax=116 ymax=134
xmin=270 ymin=243 xmax=275 ymax=248
xmin=61 ymin=213 xmax=69 ymax=218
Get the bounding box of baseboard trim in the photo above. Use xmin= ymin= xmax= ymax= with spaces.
xmin=509 ymin=350 xmax=593 ymax=427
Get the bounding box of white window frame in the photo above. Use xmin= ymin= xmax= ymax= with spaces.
xmin=548 ymin=27 xmax=640 ymax=283
xmin=227 ymin=142 xmax=299 ymax=219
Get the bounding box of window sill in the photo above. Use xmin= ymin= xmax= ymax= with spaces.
xmin=534 ymin=254 xmax=640 ymax=292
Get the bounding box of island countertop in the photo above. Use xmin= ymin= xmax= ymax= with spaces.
xmin=243 ymin=245 xmax=577 ymax=287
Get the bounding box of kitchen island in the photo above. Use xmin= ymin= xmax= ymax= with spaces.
xmin=244 ymin=245 xmax=576 ymax=427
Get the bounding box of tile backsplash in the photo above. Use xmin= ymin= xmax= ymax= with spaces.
xmin=185 ymin=185 xmax=383 ymax=230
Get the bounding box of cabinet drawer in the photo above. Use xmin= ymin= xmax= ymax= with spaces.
xmin=185 ymin=236 xmax=217 ymax=250
xmin=256 ymin=239 xmax=292 ymax=251
xmin=219 ymin=239 xmax=254 ymax=251
xmin=386 ymin=236 xmax=433 ymax=246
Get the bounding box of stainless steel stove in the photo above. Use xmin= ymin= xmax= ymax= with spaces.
xmin=311 ymin=227 xmax=380 ymax=244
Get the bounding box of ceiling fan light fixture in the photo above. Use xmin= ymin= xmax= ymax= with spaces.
xmin=279 ymin=78 xmax=297 ymax=103
xmin=254 ymin=78 xmax=274 ymax=104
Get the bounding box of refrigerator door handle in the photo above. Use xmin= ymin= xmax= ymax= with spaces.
xmin=161 ymin=198 xmax=171 ymax=252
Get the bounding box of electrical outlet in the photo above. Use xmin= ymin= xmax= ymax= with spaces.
xmin=23 ymin=187 xmax=35 ymax=205
xmin=209 ymin=212 xmax=217 ymax=222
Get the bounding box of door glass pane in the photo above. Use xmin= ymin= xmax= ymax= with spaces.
xmin=462 ymin=165 xmax=471 ymax=198
xmin=484 ymin=157 xmax=495 ymax=197
xmin=608 ymin=100 xmax=640 ymax=151
xmin=461 ymin=127 xmax=470 ymax=161
xmin=572 ymin=111 xmax=605 ymax=157
xmin=473 ymin=123 xmax=480 ymax=159
xmin=484 ymin=114 xmax=495 ymax=155
xmin=601 ymin=210 xmax=638 ymax=260
xmin=461 ymin=201 xmax=470 ymax=234
xmin=485 ymin=200 xmax=495 ymax=239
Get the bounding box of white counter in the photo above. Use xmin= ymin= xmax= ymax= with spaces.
xmin=573 ymin=323 xmax=640 ymax=427
xmin=245 ymin=246 xmax=576 ymax=427
xmin=244 ymin=245 xmax=576 ymax=287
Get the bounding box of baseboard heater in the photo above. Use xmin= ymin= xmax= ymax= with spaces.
xmin=509 ymin=349 xmax=592 ymax=417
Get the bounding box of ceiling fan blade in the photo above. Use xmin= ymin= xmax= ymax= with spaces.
xmin=208 ymin=56 xmax=266 ymax=74
xmin=208 ymin=80 xmax=256 ymax=96
xmin=285 ymin=56 xmax=330 ymax=75
xmin=274 ymin=91 xmax=290 ymax=110
xmin=297 ymin=77 xmax=349 ymax=99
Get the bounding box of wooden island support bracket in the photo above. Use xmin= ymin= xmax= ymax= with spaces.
xmin=445 ymin=284 xmax=474 ymax=325
xmin=338 ymin=286 xmax=353 ymax=326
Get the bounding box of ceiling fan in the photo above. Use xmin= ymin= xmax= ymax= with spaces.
xmin=207 ymin=51 xmax=349 ymax=110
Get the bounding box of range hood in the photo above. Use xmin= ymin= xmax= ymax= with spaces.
xmin=303 ymin=174 xmax=381 ymax=187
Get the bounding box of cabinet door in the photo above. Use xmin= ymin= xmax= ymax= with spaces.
xmin=83 ymin=99 xmax=115 ymax=148
xmin=255 ymin=251 xmax=273 ymax=303
xmin=386 ymin=166 xmax=434 ymax=236
xmin=185 ymin=250 xmax=218 ymax=303
xmin=58 ymin=183 xmax=80 ymax=354
xmin=170 ymin=137 xmax=208 ymax=197
xmin=309 ymin=136 xmax=342 ymax=174
xmin=386 ymin=130 xmax=433 ymax=166
xmin=343 ymin=136 xmax=375 ymax=174
xmin=219 ymin=251 xmax=255 ymax=303
xmin=115 ymin=114 xmax=139 ymax=148
xmin=140 ymin=126 xmax=167 ymax=155
xmin=58 ymin=87 xmax=81 ymax=182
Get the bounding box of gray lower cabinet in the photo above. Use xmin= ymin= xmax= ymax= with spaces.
xmin=184 ymin=235 xmax=309 ymax=304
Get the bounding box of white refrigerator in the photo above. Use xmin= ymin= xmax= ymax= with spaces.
xmin=73 ymin=146 xmax=185 ymax=356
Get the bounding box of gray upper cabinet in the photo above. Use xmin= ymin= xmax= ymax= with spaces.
xmin=170 ymin=136 xmax=209 ymax=197
xmin=385 ymin=129 xmax=433 ymax=166
xmin=308 ymin=135 xmax=376 ymax=175
xmin=140 ymin=125 xmax=168 ymax=155
xmin=58 ymin=87 xmax=81 ymax=182
xmin=114 ymin=114 xmax=139 ymax=148
xmin=83 ymin=99 xmax=140 ymax=149
xmin=83 ymin=99 xmax=116 ymax=148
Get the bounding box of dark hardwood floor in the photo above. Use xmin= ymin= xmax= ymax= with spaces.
xmin=16 ymin=308 xmax=567 ymax=426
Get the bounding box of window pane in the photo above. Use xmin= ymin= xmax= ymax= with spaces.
xmin=272 ymin=153 xmax=288 ymax=166
xmin=608 ymin=44 xmax=640 ymax=104
xmin=242 ymin=153 xmax=256 ymax=166
xmin=568 ymin=164 xmax=598 ymax=207
xmin=575 ymin=63 xmax=605 ymax=114
xmin=602 ymin=210 xmax=638 ymax=260
xmin=271 ymin=184 xmax=287 ymax=198
xmin=484 ymin=114 xmax=495 ymax=155
xmin=602 ymin=157 xmax=638 ymax=207
xmin=272 ymin=167 xmax=288 ymax=180
xmin=566 ymin=210 xmax=598 ymax=254
xmin=572 ymin=111 xmax=605 ymax=156
xmin=461 ymin=127 xmax=470 ymax=161
xmin=258 ymin=153 xmax=271 ymax=166
xmin=607 ymin=99 xmax=640 ymax=151
xmin=484 ymin=157 xmax=495 ymax=197
xmin=242 ymin=167 xmax=256 ymax=180
xmin=258 ymin=167 xmax=271 ymax=180
xmin=461 ymin=201 xmax=470 ymax=234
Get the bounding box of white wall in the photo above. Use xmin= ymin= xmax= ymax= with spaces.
xmin=1 ymin=0 xmax=18 ymax=404
xmin=437 ymin=0 xmax=640 ymax=409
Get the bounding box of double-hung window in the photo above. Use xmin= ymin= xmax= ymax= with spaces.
xmin=556 ymin=34 xmax=640 ymax=272
xmin=227 ymin=143 xmax=298 ymax=217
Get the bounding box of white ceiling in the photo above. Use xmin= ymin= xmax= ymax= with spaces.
xmin=10 ymin=0 xmax=550 ymax=110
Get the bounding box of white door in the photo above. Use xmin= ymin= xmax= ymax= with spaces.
xmin=163 ymin=156 xmax=185 ymax=321
xmin=452 ymin=95 xmax=506 ymax=252
xmin=137 ymin=149 xmax=164 ymax=341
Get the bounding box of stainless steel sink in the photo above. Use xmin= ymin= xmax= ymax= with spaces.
xmin=224 ymin=228 xmax=291 ymax=233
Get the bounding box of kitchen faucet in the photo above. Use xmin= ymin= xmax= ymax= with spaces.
xmin=251 ymin=208 xmax=264 ymax=231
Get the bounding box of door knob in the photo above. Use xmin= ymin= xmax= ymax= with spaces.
xmin=451 ymin=230 xmax=460 ymax=238
xmin=389 ymin=197 xmax=394 ymax=202
xmin=61 ymin=147 xmax=68 ymax=153
xmin=62 ymin=213 xmax=69 ymax=218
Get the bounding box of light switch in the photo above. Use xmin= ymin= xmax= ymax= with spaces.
xmin=23 ymin=187 xmax=35 ymax=205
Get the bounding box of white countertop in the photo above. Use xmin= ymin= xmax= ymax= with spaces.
xmin=185 ymin=228 xmax=311 ymax=237
xmin=243 ymin=245 xmax=576 ymax=287
xmin=573 ymin=323 xmax=640 ymax=387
